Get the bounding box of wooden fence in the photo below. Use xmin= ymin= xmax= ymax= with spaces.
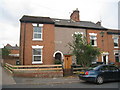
xmin=71 ymin=65 xmax=88 ymax=74
xmin=4 ymin=63 xmax=90 ymax=77
xmin=4 ymin=63 xmax=63 ymax=77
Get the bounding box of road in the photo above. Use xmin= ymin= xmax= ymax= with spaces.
xmin=3 ymin=80 xmax=120 ymax=88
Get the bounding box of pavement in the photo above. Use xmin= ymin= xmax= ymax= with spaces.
xmin=2 ymin=65 xmax=16 ymax=85
xmin=1 ymin=63 xmax=80 ymax=86
xmin=0 ymin=61 xmax=2 ymax=89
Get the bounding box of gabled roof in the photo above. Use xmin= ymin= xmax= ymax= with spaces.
xmin=52 ymin=18 xmax=107 ymax=30
xmin=4 ymin=44 xmax=19 ymax=50
xmin=20 ymin=15 xmax=54 ymax=24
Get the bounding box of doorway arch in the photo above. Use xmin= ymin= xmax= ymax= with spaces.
xmin=53 ymin=51 xmax=64 ymax=60
xmin=55 ymin=53 xmax=61 ymax=60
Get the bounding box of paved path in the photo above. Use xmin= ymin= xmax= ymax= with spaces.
xmin=1 ymin=64 xmax=16 ymax=86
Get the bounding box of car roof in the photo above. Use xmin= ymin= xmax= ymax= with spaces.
xmin=98 ymin=64 xmax=115 ymax=67
xmin=94 ymin=64 xmax=114 ymax=69
xmin=96 ymin=64 xmax=119 ymax=69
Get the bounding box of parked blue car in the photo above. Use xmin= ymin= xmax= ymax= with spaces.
xmin=78 ymin=64 xmax=120 ymax=84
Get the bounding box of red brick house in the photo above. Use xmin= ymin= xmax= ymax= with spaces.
xmin=3 ymin=44 xmax=19 ymax=65
xmin=106 ymin=30 xmax=120 ymax=65
xmin=19 ymin=16 xmax=55 ymax=65
xmin=19 ymin=9 xmax=120 ymax=65
xmin=87 ymin=28 xmax=120 ymax=65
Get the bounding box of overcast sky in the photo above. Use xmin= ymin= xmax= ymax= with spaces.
xmin=0 ymin=0 xmax=119 ymax=48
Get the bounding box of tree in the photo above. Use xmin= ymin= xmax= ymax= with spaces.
xmin=68 ymin=34 xmax=101 ymax=67
xmin=2 ymin=48 xmax=10 ymax=59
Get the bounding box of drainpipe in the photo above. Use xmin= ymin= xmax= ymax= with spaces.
xmin=86 ymin=29 xmax=88 ymax=44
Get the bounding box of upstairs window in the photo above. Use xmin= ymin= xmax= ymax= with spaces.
xmin=89 ymin=33 xmax=97 ymax=46
xmin=33 ymin=24 xmax=43 ymax=41
xmin=113 ymin=35 xmax=119 ymax=48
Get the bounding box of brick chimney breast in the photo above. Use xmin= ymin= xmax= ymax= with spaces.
xmin=70 ymin=8 xmax=80 ymax=22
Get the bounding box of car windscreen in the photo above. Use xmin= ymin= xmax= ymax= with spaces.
xmin=88 ymin=65 xmax=101 ymax=70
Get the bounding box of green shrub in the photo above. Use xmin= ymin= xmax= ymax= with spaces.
xmin=54 ymin=59 xmax=61 ymax=64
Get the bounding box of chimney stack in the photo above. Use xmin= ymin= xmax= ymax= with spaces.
xmin=96 ymin=21 xmax=101 ymax=26
xmin=70 ymin=8 xmax=80 ymax=22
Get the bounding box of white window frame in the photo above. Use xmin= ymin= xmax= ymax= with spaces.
xmin=89 ymin=33 xmax=97 ymax=46
xmin=112 ymin=35 xmax=119 ymax=48
xmin=32 ymin=24 xmax=43 ymax=41
xmin=89 ymin=33 xmax=97 ymax=36
xmin=114 ymin=50 xmax=120 ymax=62
xmin=32 ymin=45 xmax=43 ymax=64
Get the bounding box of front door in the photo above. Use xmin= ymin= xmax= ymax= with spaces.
xmin=64 ymin=56 xmax=72 ymax=69
xmin=102 ymin=53 xmax=109 ymax=64
xmin=103 ymin=55 xmax=106 ymax=64
xmin=63 ymin=55 xmax=72 ymax=76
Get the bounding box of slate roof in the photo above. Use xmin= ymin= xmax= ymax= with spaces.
xmin=107 ymin=29 xmax=120 ymax=35
xmin=20 ymin=15 xmax=54 ymax=24
xmin=52 ymin=18 xmax=107 ymax=30
xmin=20 ymin=15 xmax=107 ymax=30
xmin=4 ymin=44 xmax=19 ymax=50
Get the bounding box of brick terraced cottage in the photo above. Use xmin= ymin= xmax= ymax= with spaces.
xmin=106 ymin=29 xmax=120 ymax=65
xmin=19 ymin=16 xmax=55 ymax=65
xmin=19 ymin=9 xmax=120 ymax=65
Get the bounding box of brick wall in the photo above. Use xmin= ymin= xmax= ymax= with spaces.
xmin=3 ymin=56 xmax=19 ymax=65
xmin=3 ymin=59 xmax=17 ymax=65
xmin=13 ymin=71 xmax=63 ymax=78
xmin=10 ymin=49 xmax=19 ymax=54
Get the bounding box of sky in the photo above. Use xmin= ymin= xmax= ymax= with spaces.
xmin=0 ymin=0 xmax=119 ymax=48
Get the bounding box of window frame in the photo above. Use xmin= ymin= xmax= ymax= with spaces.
xmin=89 ymin=33 xmax=97 ymax=46
xmin=114 ymin=52 xmax=120 ymax=62
xmin=32 ymin=46 xmax=43 ymax=64
xmin=32 ymin=24 xmax=43 ymax=41
xmin=112 ymin=35 xmax=119 ymax=48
